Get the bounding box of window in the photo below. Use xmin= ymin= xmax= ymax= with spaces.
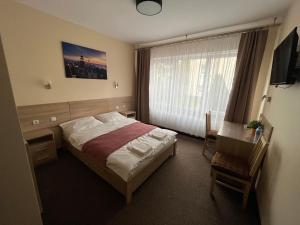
xmin=149 ymin=35 xmax=241 ymax=137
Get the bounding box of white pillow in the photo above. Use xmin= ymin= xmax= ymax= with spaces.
xmin=94 ymin=111 xmax=126 ymax=123
xmin=59 ymin=116 xmax=103 ymax=138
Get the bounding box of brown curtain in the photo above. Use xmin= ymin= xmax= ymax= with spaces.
xmin=136 ymin=48 xmax=151 ymax=123
xmin=225 ymin=30 xmax=268 ymax=123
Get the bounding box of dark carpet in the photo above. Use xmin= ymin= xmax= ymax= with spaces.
xmin=35 ymin=134 xmax=261 ymax=225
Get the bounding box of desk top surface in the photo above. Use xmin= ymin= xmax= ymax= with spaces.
xmin=218 ymin=121 xmax=259 ymax=144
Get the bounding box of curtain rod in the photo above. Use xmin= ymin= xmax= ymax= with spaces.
xmin=149 ymin=24 xmax=280 ymax=49
xmin=135 ymin=18 xmax=281 ymax=50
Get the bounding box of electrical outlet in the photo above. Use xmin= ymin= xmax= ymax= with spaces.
xmin=32 ymin=120 xmax=40 ymax=125
xmin=122 ymin=105 xmax=126 ymax=108
xmin=50 ymin=117 xmax=57 ymax=122
xmin=116 ymin=105 xmax=120 ymax=110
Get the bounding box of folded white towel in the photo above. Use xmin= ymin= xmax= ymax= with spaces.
xmin=151 ymin=130 xmax=167 ymax=140
xmin=128 ymin=142 xmax=152 ymax=157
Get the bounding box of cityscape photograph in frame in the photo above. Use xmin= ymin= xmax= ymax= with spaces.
xmin=62 ymin=42 xmax=107 ymax=79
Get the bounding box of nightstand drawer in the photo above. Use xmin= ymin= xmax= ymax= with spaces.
xmin=24 ymin=129 xmax=57 ymax=167
xmin=29 ymin=141 xmax=53 ymax=152
xmin=28 ymin=141 xmax=57 ymax=166
xmin=32 ymin=149 xmax=56 ymax=166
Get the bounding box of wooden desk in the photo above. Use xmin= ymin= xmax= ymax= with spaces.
xmin=216 ymin=121 xmax=260 ymax=160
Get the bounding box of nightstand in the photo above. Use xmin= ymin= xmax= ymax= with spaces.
xmin=120 ymin=110 xmax=136 ymax=119
xmin=23 ymin=129 xmax=57 ymax=167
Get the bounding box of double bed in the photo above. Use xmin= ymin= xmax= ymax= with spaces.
xmin=60 ymin=112 xmax=177 ymax=203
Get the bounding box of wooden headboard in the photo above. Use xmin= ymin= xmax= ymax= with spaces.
xmin=69 ymin=96 xmax=134 ymax=119
xmin=17 ymin=102 xmax=70 ymax=132
xmin=17 ymin=96 xmax=135 ymax=132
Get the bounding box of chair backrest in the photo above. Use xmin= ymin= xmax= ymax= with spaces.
xmin=248 ymin=136 xmax=269 ymax=177
xmin=205 ymin=111 xmax=212 ymax=136
xmin=259 ymin=114 xmax=274 ymax=143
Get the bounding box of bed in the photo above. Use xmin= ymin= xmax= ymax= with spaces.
xmin=60 ymin=113 xmax=177 ymax=203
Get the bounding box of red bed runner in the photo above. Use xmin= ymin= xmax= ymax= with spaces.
xmin=82 ymin=122 xmax=156 ymax=166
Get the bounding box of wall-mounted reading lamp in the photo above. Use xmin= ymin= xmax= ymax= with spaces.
xmin=262 ymin=94 xmax=272 ymax=102
xmin=44 ymin=80 xmax=53 ymax=89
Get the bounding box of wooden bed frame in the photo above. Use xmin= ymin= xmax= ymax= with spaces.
xmin=63 ymin=138 xmax=177 ymax=204
xmin=17 ymin=97 xmax=178 ymax=203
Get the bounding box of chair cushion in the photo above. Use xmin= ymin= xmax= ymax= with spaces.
xmin=211 ymin=152 xmax=250 ymax=180
xmin=207 ymin=130 xmax=218 ymax=139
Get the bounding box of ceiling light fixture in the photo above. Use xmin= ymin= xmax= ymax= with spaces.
xmin=136 ymin=0 xmax=162 ymax=16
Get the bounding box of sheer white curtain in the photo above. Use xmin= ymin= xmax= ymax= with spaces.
xmin=149 ymin=34 xmax=241 ymax=137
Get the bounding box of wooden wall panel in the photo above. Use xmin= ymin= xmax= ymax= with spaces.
xmin=107 ymin=96 xmax=135 ymax=112
xmin=69 ymin=99 xmax=109 ymax=119
xmin=17 ymin=96 xmax=135 ymax=132
xmin=17 ymin=103 xmax=70 ymax=132
xmin=69 ymin=96 xmax=135 ymax=119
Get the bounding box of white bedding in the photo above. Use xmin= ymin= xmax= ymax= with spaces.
xmin=62 ymin=117 xmax=177 ymax=181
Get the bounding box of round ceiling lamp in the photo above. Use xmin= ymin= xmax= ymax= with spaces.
xmin=136 ymin=0 xmax=162 ymax=16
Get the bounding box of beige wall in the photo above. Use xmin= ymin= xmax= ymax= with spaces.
xmin=0 ymin=0 xmax=135 ymax=106
xmin=0 ymin=35 xmax=42 ymax=225
xmin=257 ymin=1 xmax=300 ymax=225
xmin=249 ymin=26 xmax=279 ymax=120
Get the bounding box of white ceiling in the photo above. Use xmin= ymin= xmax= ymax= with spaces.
xmin=15 ymin=0 xmax=294 ymax=44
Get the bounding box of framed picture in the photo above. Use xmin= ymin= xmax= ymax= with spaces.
xmin=62 ymin=42 xmax=107 ymax=79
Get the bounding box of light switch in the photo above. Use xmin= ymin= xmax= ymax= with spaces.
xmin=50 ymin=117 xmax=57 ymax=122
xmin=116 ymin=105 xmax=120 ymax=110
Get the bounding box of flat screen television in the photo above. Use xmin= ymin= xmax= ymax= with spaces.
xmin=270 ymin=27 xmax=299 ymax=85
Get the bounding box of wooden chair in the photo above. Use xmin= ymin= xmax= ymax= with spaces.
xmin=203 ymin=111 xmax=218 ymax=155
xmin=210 ymin=136 xmax=269 ymax=208
xmin=259 ymin=114 xmax=274 ymax=143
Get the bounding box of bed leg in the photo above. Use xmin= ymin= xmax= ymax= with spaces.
xmin=172 ymin=141 xmax=177 ymax=156
xmin=126 ymin=191 xmax=132 ymax=204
